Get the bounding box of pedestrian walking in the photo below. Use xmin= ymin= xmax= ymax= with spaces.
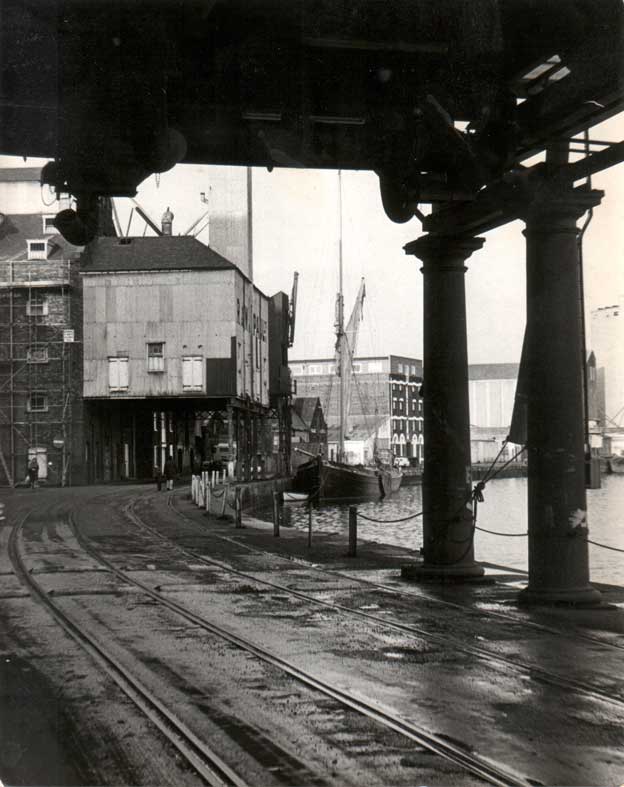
xmin=153 ymin=464 xmax=162 ymax=491
xmin=163 ymin=455 xmax=177 ymax=491
xmin=27 ymin=457 xmax=39 ymax=489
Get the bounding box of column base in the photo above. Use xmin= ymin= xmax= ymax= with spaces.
xmin=401 ymin=561 xmax=491 ymax=584
xmin=518 ymin=584 xmax=602 ymax=607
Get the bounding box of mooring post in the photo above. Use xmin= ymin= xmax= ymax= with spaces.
xmin=235 ymin=486 xmax=242 ymax=528
xmin=272 ymin=490 xmax=280 ymax=537
xmin=348 ymin=506 xmax=357 ymax=557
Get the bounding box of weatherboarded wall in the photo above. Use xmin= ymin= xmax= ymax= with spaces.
xmin=82 ymin=268 xmax=269 ymax=405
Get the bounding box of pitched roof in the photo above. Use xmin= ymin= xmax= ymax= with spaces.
xmin=291 ymin=412 xmax=309 ymax=432
xmin=0 ymin=214 xmax=82 ymax=261
xmin=469 ymin=363 xmax=519 ymax=381
xmin=81 ymin=235 xmax=236 ymax=273
xmin=293 ymin=396 xmax=322 ymax=427
xmin=0 ymin=167 xmax=42 ymax=183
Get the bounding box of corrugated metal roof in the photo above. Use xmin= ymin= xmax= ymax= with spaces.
xmin=81 ymin=236 xmax=237 ymax=273
xmin=0 ymin=213 xmax=82 ymax=261
xmin=0 ymin=167 xmax=42 ymax=183
xmin=469 ymin=363 xmax=519 ymax=381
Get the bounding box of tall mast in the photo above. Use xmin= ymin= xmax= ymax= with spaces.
xmin=336 ymin=170 xmax=345 ymax=463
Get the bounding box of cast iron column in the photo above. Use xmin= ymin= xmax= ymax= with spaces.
xmin=403 ymin=234 xmax=485 ymax=579
xmin=519 ymin=183 xmax=603 ymax=605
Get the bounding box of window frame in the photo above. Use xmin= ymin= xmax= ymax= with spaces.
xmin=146 ymin=342 xmax=165 ymax=373
xmin=26 ymin=292 xmax=49 ymax=317
xmin=42 ymin=216 xmax=57 ymax=234
xmin=28 ymin=392 xmax=48 ymax=412
xmin=27 ymin=345 xmax=49 ymax=364
xmin=27 ymin=239 xmax=49 ymax=260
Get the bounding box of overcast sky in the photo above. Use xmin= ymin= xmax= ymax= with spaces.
xmin=2 ymin=116 xmax=623 ymax=367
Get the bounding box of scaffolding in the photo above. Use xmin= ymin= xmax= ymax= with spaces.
xmin=0 ymin=257 xmax=78 ymax=486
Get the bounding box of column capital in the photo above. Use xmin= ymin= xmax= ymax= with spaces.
xmin=521 ymin=180 xmax=604 ymax=231
xmin=404 ymin=234 xmax=485 ymax=268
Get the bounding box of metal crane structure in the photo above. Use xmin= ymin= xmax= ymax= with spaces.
xmin=3 ymin=0 xmax=624 ymax=603
xmin=1 ymin=0 xmax=623 ymax=240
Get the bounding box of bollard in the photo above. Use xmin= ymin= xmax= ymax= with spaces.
xmin=272 ymin=491 xmax=280 ymax=537
xmin=348 ymin=506 xmax=357 ymax=557
xmin=191 ymin=476 xmax=196 ymax=503
xmin=206 ymin=479 xmax=211 ymax=513
xmin=221 ymin=484 xmax=228 ymax=516
xmin=308 ymin=504 xmax=312 ymax=548
xmin=235 ymin=486 xmax=243 ymax=528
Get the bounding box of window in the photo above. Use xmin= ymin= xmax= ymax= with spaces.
xmin=108 ymin=357 xmax=129 ymax=391
xmin=28 ymin=392 xmax=48 ymax=412
xmin=182 ymin=356 xmax=203 ymax=391
xmin=27 ymin=240 xmax=49 ymax=260
xmin=27 ymin=345 xmax=48 ymax=364
xmin=43 ymin=216 xmax=56 ymax=234
xmin=411 ymin=365 xmax=416 ymax=376
xmin=367 ymin=361 xmax=382 ymax=373
xmin=26 ymin=293 xmax=48 ymax=317
xmin=352 ymin=363 xmax=361 ymax=373
xmin=147 ymin=342 xmax=165 ymax=372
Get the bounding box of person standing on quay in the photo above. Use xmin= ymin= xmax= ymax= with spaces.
xmin=163 ymin=455 xmax=177 ymax=491
xmin=27 ymin=457 xmax=39 ymax=489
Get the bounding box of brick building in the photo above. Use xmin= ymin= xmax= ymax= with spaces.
xmin=289 ymin=354 xmax=424 ymax=464
xmin=0 ymin=210 xmax=84 ymax=485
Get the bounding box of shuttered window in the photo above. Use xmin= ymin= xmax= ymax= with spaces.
xmin=108 ymin=357 xmax=129 ymax=391
xmin=182 ymin=356 xmax=203 ymax=391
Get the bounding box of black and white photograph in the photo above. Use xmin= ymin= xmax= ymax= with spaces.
xmin=1 ymin=1 xmax=624 ymax=785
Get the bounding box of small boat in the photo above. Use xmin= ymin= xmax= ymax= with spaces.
xmin=292 ymin=171 xmax=402 ymax=502
xmin=282 ymin=491 xmax=309 ymax=503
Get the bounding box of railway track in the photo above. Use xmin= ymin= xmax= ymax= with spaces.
xmin=121 ymin=493 xmax=624 ymax=711
xmin=59 ymin=495 xmax=537 ymax=787
xmin=166 ymin=491 xmax=624 ymax=655
xmin=8 ymin=510 xmax=251 ymax=787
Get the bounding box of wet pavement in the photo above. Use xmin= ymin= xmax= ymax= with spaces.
xmin=1 ymin=483 xmax=624 ymax=787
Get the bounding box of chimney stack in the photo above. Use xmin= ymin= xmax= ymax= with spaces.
xmin=161 ymin=206 xmax=174 ymax=235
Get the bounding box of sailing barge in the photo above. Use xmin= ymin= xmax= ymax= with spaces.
xmin=292 ymin=171 xmax=402 ymax=501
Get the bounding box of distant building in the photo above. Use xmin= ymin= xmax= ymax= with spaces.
xmin=591 ymin=303 xmax=624 ymax=428
xmin=468 ymin=363 xmax=520 ymax=463
xmin=81 ymin=211 xmax=289 ymax=482
xmin=289 ymin=355 xmax=423 ymax=464
xmin=0 ymin=206 xmax=84 ymax=486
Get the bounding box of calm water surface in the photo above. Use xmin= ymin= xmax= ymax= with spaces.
xmin=269 ymin=476 xmax=624 ymax=586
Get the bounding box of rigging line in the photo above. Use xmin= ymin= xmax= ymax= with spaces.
xmin=344 ymin=334 xmax=373 ymax=438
